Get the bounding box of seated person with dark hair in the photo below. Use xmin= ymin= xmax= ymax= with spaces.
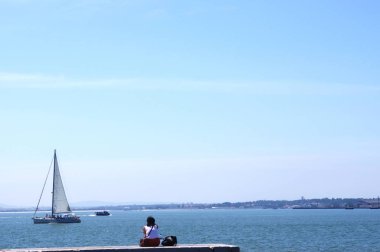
xmin=140 ymin=216 xmax=160 ymax=247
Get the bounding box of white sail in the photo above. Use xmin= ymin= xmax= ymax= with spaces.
xmin=52 ymin=151 xmax=72 ymax=214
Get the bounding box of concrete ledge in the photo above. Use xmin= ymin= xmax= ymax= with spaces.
xmin=1 ymin=244 xmax=239 ymax=252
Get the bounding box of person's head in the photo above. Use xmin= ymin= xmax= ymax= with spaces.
xmin=146 ymin=216 xmax=155 ymax=226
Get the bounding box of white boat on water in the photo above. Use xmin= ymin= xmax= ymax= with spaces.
xmin=32 ymin=150 xmax=81 ymax=224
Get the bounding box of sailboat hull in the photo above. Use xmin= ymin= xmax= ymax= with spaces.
xmin=33 ymin=216 xmax=81 ymax=224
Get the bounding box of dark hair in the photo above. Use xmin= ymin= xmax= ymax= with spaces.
xmin=146 ymin=216 xmax=156 ymax=226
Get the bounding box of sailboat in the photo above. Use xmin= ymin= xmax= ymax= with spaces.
xmin=32 ymin=150 xmax=81 ymax=224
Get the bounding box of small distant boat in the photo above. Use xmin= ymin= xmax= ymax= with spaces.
xmin=95 ymin=210 xmax=110 ymax=216
xmin=32 ymin=150 xmax=81 ymax=224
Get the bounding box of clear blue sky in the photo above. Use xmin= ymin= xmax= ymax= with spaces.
xmin=0 ymin=0 xmax=379 ymax=207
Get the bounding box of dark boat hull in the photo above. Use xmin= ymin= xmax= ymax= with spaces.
xmin=95 ymin=211 xmax=110 ymax=216
xmin=33 ymin=216 xmax=81 ymax=224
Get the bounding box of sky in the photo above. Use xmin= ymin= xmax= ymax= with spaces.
xmin=0 ymin=0 xmax=379 ymax=207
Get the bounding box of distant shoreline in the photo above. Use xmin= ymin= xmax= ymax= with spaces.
xmin=2 ymin=197 xmax=379 ymax=212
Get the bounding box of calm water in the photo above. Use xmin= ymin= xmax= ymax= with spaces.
xmin=1 ymin=209 xmax=380 ymax=251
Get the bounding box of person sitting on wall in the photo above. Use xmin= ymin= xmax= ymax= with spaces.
xmin=140 ymin=216 xmax=160 ymax=247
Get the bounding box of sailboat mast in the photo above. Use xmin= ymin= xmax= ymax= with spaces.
xmin=52 ymin=149 xmax=57 ymax=216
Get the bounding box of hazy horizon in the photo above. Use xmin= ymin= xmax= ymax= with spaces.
xmin=2 ymin=196 xmax=378 ymax=210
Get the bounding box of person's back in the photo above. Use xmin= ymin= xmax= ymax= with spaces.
xmin=144 ymin=224 xmax=159 ymax=239
xmin=140 ymin=216 xmax=160 ymax=247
